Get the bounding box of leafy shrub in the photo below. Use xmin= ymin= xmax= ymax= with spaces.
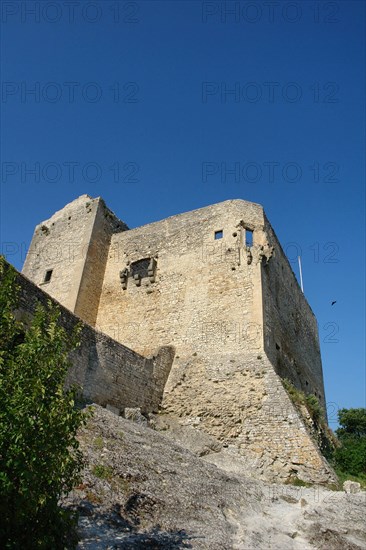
xmin=280 ymin=378 xmax=337 ymax=459
xmin=333 ymin=437 xmax=366 ymax=476
xmin=332 ymin=408 xmax=366 ymax=478
xmin=305 ymin=394 xmax=323 ymax=423
xmin=281 ymin=378 xmax=324 ymax=424
xmin=336 ymin=408 xmax=366 ymax=438
xmin=0 ymin=257 xmax=89 ymax=549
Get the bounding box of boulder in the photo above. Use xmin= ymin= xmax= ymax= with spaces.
xmin=343 ymin=480 xmax=361 ymax=494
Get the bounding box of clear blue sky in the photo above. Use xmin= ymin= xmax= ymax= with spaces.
xmin=1 ymin=0 xmax=365 ymax=425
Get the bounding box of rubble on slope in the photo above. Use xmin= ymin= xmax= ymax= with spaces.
xmin=62 ymin=406 xmax=366 ymax=549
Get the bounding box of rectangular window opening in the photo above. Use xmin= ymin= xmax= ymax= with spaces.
xmin=130 ymin=258 xmax=150 ymax=278
xmin=245 ymin=229 xmax=253 ymax=247
xmin=214 ymin=230 xmax=223 ymax=240
xmin=44 ymin=269 xmax=53 ymax=283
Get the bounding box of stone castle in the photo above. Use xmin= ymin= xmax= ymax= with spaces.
xmin=19 ymin=194 xmax=335 ymax=484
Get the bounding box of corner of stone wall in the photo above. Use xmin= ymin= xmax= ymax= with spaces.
xmin=260 ymin=358 xmax=337 ymax=485
xmin=160 ymin=352 xmax=337 ymax=485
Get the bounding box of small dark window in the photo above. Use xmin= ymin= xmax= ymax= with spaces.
xmin=214 ymin=230 xmax=223 ymax=240
xmin=44 ymin=269 xmax=53 ymax=283
xmin=245 ymin=229 xmax=253 ymax=246
xmin=275 ymin=343 xmax=280 ymax=350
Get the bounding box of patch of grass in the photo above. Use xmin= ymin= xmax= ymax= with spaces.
xmin=285 ymin=476 xmax=312 ymax=487
xmin=305 ymin=394 xmax=323 ymax=423
xmin=281 ymin=379 xmax=324 ymax=424
xmin=93 ymin=436 xmax=104 ymax=450
xmin=282 ymin=378 xmax=306 ymax=405
xmin=281 ymin=378 xmax=337 ymax=459
xmin=91 ymin=464 xmax=113 ymax=480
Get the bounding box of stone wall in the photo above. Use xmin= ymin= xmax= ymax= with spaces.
xmin=161 ymin=352 xmax=335 ymax=484
xmin=13 ymin=266 xmax=174 ymax=414
xmin=21 ymin=197 xmax=327 ymax=408
xmin=96 ymin=200 xmax=266 ymax=359
xmin=91 ymin=199 xmax=334 ymax=483
xmin=22 ymin=195 xmax=128 ymax=326
xmin=72 ymin=198 xmax=128 ymax=325
xmin=261 ymin=213 xmax=326 ymax=408
xmin=19 ymin=196 xmax=333 ymax=484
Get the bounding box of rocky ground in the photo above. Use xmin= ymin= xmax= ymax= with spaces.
xmin=63 ymin=406 xmax=366 ymax=549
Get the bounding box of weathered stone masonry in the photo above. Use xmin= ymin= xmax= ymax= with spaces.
xmin=21 ymin=194 xmax=335 ymax=483
xmin=12 ymin=265 xmax=174 ymax=415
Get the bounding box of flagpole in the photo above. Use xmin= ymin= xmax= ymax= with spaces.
xmin=298 ymin=256 xmax=304 ymax=292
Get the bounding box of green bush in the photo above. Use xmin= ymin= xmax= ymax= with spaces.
xmin=333 ymin=437 xmax=366 ymax=476
xmin=281 ymin=378 xmax=324 ymax=424
xmin=336 ymin=408 xmax=366 ymax=438
xmin=332 ymin=408 xmax=366 ymax=478
xmin=280 ymin=378 xmax=337 ymax=459
xmin=305 ymin=394 xmax=323 ymax=423
xmin=0 ymin=257 xmax=89 ymax=549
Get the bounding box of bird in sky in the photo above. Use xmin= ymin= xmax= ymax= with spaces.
xmin=331 ymin=301 xmax=337 ymax=306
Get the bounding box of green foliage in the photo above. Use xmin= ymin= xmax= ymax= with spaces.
xmin=0 ymin=257 xmax=89 ymax=549
xmin=93 ymin=436 xmax=104 ymax=450
xmin=333 ymin=437 xmax=366 ymax=476
xmin=332 ymin=407 xmax=366 ymax=478
xmin=281 ymin=378 xmax=299 ymax=399
xmin=336 ymin=408 xmax=366 ymax=439
xmin=284 ymin=476 xmax=312 ymax=487
xmin=281 ymin=381 xmax=366 ymax=482
xmin=91 ymin=464 xmax=113 ymax=480
xmin=281 ymin=378 xmax=325 ymax=425
xmin=281 ymin=378 xmax=336 ymax=459
xmin=305 ymin=394 xmax=323 ymax=423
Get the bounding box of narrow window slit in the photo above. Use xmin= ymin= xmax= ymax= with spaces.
xmin=44 ymin=269 xmax=53 ymax=283
xmin=245 ymin=229 xmax=253 ymax=246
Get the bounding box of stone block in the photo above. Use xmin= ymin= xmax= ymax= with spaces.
xmin=343 ymin=480 xmax=361 ymax=494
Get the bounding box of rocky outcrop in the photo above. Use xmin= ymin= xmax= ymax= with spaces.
xmin=63 ymin=406 xmax=366 ymax=549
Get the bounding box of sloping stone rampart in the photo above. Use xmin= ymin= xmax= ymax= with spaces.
xmin=12 ymin=266 xmax=174 ymax=414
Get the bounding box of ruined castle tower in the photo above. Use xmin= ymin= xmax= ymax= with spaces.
xmin=22 ymin=195 xmax=334 ymax=483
